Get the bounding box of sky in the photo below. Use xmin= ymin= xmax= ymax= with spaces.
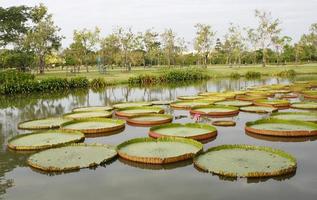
xmin=1 ymin=0 xmax=317 ymax=48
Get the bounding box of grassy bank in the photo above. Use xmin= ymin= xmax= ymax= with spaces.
xmin=35 ymin=63 xmax=317 ymax=83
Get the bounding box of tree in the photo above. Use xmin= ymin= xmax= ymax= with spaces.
xmin=272 ymin=36 xmax=292 ymax=64
xmin=161 ymin=29 xmax=178 ymax=66
xmin=194 ymin=23 xmax=216 ymax=66
xmin=100 ymin=34 xmax=120 ymax=66
xmin=73 ymin=27 xmax=100 ymax=72
xmin=0 ymin=6 xmax=30 ymax=47
xmin=143 ymin=29 xmax=160 ymax=66
xmin=224 ymin=23 xmax=245 ymax=66
xmin=254 ymin=10 xmax=281 ymax=67
xmin=115 ymin=27 xmax=135 ymax=71
xmin=23 ymin=4 xmax=62 ymax=74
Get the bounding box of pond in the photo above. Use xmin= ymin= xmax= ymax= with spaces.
xmin=1 ymin=76 xmax=317 ymax=200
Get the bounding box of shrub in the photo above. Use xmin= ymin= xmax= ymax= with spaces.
xmin=128 ymin=67 xmax=210 ymax=85
xmin=229 ymin=72 xmax=241 ymax=79
xmin=0 ymin=69 xmax=35 ymax=85
xmin=245 ymin=71 xmax=261 ymax=79
xmin=90 ymin=78 xmax=107 ymax=88
xmin=276 ymin=69 xmax=296 ymax=77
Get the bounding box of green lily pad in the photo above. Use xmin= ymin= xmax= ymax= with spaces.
xmin=115 ymin=106 xmax=164 ymax=117
xmin=18 ymin=117 xmax=72 ymax=130
xmin=61 ymin=118 xmax=125 ymax=134
xmin=63 ymin=111 xmax=112 ymax=120
xmin=170 ymin=100 xmax=212 ymax=109
xmin=235 ymin=95 xmax=266 ymax=101
xmin=245 ymin=118 xmax=317 ymax=137
xmin=27 ymin=143 xmax=117 ymax=172
xmin=270 ymin=112 xmax=317 ymax=122
xmin=177 ymin=95 xmax=203 ymax=100
xmin=190 ymin=105 xmax=239 ymax=117
xmin=149 ymin=123 xmax=217 ymax=140
xmin=126 ymin=114 xmax=173 ymax=126
xmin=254 ymin=99 xmax=290 ymax=108
xmin=151 ymin=100 xmax=172 ymax=105
xmin=194 ymin=144 xmax=297 ymax=177
xmin=240 ymin=106 xmax=278 ymax=113
xmin=117 ymin=137 xmax=203 ymax=164
xmin=113 ymin=102 xmax=152 ymax=109
xmin=8 ymin=130 xmax=84 ymax=151
xmin=215 ymin=100 xmax=253 ymax=107
xmin=291 ymin=102 xmax=317 ymax=110
xmin=72 ymin=106 xmax=113 ymax=112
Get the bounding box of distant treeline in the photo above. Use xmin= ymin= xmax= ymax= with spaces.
xmin=0 ymin=4 xmax=316 ymax=73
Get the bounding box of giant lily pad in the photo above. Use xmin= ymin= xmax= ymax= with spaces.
xmin=115 ymin=106 xmax=164 ymax=117
xmin=61 ymin=118 xmax=125 ymax=134
xmin=151 ymin=100 xmax=172 ymax=105
xmin=63 ymin=111 xmax=112 ymax=120
xmin=245 ymin=118 xmax=317 ymax=137
xmin=190 ymin=105 xmax=239 ymax=117
xmin=214 ymin=100 xmax=253 ymax=107
xmin=194 ymin=144 xmax=297 ymax=177
xmin=302 ymin=91 xmax=317 ymax=99
xmin=18 ymin=117 xmax=72 ymax=130
xmin=72 ymin=106 xmax=113 ymax=112
xmin=170 ymin=100 xmax=212 ymax=110
xmin=126 ymin=114 xmax=173 ymax=126
xmin=291 ymin=102 xmax=317 ymax=110
xmin=177 ymin=95 xmax=203 ymax=100
xmin=253 ymin=99 xmax=290 ymax=109
xmin=27 ymin=143 xmax=117 ymax=172
xmin=113 ymin=102 xmax=152 ymax=109
xmin=8 ymin=130 xmax=84 ymax=151
xmin=240 ymin=106 xmax=278 ymax=113
xmin=235 ymin=95 xmax=266 ymax=101
xmin=270 ymin=112 xmax=317 ymax=122
xmin=117 ymin=137 xmax=203 ymax=164
xmin=149 ymin=123 xmax=217 ymax=140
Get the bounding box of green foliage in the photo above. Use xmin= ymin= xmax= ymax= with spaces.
xmin=276 ymin=69 xmax=296 ymax=77
xmin=229 ymin=72 xmax=241 ymax=79
xmin=245 ymin=71 xmax=261 ymax=79
xmin=0 ymin=70 xmax=89 ymax=95
xmin=128 ymin=67 xmax=210 ymax=85
xmin=90 ymin=78 xmax=107 ymax=89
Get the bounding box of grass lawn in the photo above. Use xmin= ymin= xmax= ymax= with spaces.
xmin=35 ymin=63 xmax=317 ymax=83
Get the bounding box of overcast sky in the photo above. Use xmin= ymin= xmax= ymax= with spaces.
xmin=1 ymin=0 xmax=317 ymax=48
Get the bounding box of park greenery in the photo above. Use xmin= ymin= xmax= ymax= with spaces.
xmin=0 ymin=3 xmax=316 ymax=93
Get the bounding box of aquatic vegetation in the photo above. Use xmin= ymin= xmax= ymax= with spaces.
xmin=149 ymin=123 xmax=217 ymax=140
xmin=113 ymin=102 xmax=152 ymax=109
xmin=117 ymin=137 xmax=203 ymax=164
xmin=270 ymin=112 xmax=317 ymax=122
xmin=61 ymin=118 xmax=125 ymax=134
xmin=291 ymin=102 xmax=317 ymax=110
xmin=27 ymin=143 xmax=117 ymax=172
xmin=18 ymin=117 xmax=72 ymax=130
xmin=151 ymin=100 xmax=172 ymax=105
xmin=8 ymin=130 xmax=84 ymax=151
xmin=63 ymin=111 xmax=113 ymax=120
xmin=214 ymin=100 xmax=253 ymax=107
xmin=212 ymin=120 xmax=236 ymax=127
xmin=235 ymin=94 xmax=266 ymax=101
xmin=245 ymin=118 xmax=317 ymax=137
xmin=253 ymin=99 xmax=290 ymax=109
xmin=170 ymin=100 xmax=212 ymax=109
xmin=245 ymin=71 xmax=261 ymax=79
xmin=72 ymin=106 xmax=113 ymax=112
xmin=115 ymin=106 xmax=164 ymax=117
xmin=240 ymin=106 xmax=278 ymax=113
xmin=302 ymin=90 xmax=317 ymax=99
xmin=194 ymin=144 xmax=297 ymax=177
xmin=177 ymin=95 xmax=203 ymax=100
xmin=126 ymin=114 xmax=173 ymax=126
xmin=190 ymin=105 xmax=239 ymax=117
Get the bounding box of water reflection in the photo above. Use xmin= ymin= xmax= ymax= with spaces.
xmin=0 ymin=75 xmax=316 ymax=199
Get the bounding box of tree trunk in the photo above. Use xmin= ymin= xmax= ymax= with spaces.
xmin=262 ymin=48 xmax=266 ymax=67
xmin=39 ymin=55 xmax=45 ymax=74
